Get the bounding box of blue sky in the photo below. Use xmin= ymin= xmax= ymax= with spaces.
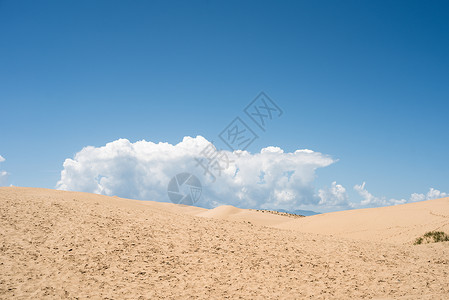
xmin=1 ymin=0 xmax=448 ymax=210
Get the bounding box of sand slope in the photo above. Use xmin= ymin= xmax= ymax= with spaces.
xmin=192 ymin=199 xmax=449 ymax=244
xmin=272 ymin=198 xmax=449 ymax=244
xmin=1 ymin=187 xmax=448 ymax=299
xmin=195 ymin=205 xmax=294 ymax=227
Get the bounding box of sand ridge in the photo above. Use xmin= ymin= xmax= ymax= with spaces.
xmin=195 ymin=205 xmax=295 ymax=227
xmin=272 ymin=197 xmax=449 ymax=244
xmin=1 ymin=187 xmax=448 ymax=299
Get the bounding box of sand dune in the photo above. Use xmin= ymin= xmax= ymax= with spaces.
xmin=195 ymin=205 xmax=294 ymax=227
xmin=192 ymin=199 xmax=449 ymax=244
xmin=1 ymin=187 xmax=448 ymax=299
xmin=273 ymin=198 xmax=449 ymax=244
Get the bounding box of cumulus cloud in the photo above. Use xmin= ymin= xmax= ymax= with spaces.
xmin=318 ymin=181 xmax=353 ymax=209
xmin=354 ymin=182 xmax=448 ymax=207
xmin=56 ymin=137 xmax=449 ymax=211
xmin=57 ymin=136 xmax=336 ymax=211
xmin=354 ymin=182 xmax=407 ymax=207
xmin=0 ymin=155 xmax=8 ymax=187
xmin=410 ymin=188 xmax=449 ymax=202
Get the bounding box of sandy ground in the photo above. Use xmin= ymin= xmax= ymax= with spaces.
xmin=1 ymin=187 xmax=448 ymax=299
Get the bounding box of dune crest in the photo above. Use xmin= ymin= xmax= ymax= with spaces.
xmin=194 ymin=204 xmax=295 ymax=227
xmin=272 ymin=197 xmax=449 ymax=244
xmin=1 ymin=187 xmax=448 ymax=299
xmin=190 ymin=197 xmax=449 ymax=245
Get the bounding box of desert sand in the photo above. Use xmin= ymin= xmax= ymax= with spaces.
xmin=1 ymin=187 xmax=448 ymax=299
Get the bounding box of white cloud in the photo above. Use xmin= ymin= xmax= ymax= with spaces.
xmin=57 ymin=136 xmax=336 ymax=211
xmin=318 ymin=181 xmax=352 ymax=209
xmin=410 ymin=188 xmax=448 ymax=202
xmin=0 ymin=171 xmax=8 ymax=187
xmin=354 ymin=182 xmax=448 ymax=207
xmin=354 ymin=182 xmax=407 ymax=207
xmin=56 ymin=137 xmax=449 ymax=211
xmin=0 ymin=155 xmax=8 ymax=187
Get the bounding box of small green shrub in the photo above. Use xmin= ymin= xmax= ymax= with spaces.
xmin=414 ymin=231 xmax=449 ymax=245
xmin=414 ymin=237 xmax=423 ymax=245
